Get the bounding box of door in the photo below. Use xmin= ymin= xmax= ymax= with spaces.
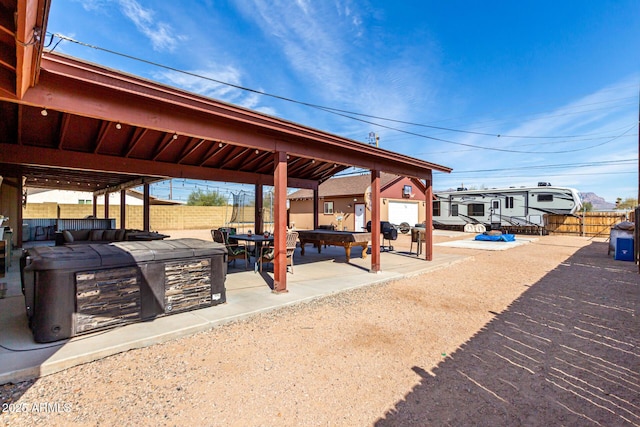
xmin=354 ymin=204 xmax=366 ymax=231
xmin=491 ymin=199 xmax=501 ymax=227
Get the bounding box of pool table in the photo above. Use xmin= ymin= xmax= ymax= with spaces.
xmin=298 ymin=230 xmax=371 ymax=262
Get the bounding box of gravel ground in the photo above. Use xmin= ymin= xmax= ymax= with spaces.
xmin=1 ymin=233 xmax=638 ymax=426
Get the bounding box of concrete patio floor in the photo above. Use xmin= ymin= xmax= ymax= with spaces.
xmin=0 ymin=233 xmax=469 ymax=385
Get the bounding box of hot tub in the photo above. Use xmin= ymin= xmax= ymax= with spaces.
xmin=21 ymin=238 xmax=227 ymax=343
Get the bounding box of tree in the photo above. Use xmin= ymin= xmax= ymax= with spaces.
xmin=579 ymin=201 xmax=593 ymax=212
xmin=615 ymin=197 xmax=638 ymax=210
xmin=186 ymin=189 xmax=228 ymax=206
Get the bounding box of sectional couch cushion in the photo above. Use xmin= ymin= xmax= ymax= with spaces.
xmin=60 ymin=229 xmax=128 ymax=244
xmin=90 ymin=229 xmax=105 ymax=241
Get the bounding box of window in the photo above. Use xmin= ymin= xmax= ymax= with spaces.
xmin=506 ymin=196 xmax=514 ymax=209
xmin=78 ymin=199 xmax=92 ymax=205
xmin=402 ymin=185 xmax=412 ymax=198
xmin=537 ymin=194 xmax=553 ymax=202
xmin=433 ymin=201 xmax=441 ymax=216
xmin=451 ymin=204 xmax=459 ymax=216
xmin=468 ymin=203 xmax=484 ymax=216
xmin=323 ymin=201 xmax=334 ymax=214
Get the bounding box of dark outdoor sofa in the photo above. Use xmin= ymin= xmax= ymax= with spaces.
xmin=55 ymin=229 xmax=169 ymax=246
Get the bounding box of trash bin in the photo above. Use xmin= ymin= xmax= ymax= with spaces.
xmin=609 ymin=221 xmax=634 ymax=256
xmin=614 ymin=238 xmax=634 ymax=261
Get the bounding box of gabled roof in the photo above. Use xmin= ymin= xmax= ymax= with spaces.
xmin=288 ymin=172 xmax=403 ymax=200
xmin=1 ymin=1 xmax=451 ymax=198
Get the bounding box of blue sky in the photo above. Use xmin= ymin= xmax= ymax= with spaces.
xmin=46 ymin=0 xmax=639 ymax=203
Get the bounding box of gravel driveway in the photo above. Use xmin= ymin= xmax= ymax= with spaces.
xmin=1 ymin=234 xmax=638 ymax=426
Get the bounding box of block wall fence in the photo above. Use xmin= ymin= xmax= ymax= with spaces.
xmin=22 ymin=203 xmax=257 ymax=231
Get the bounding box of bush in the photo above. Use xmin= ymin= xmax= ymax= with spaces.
xmin=186 ymin=189 xmax=228 ymax=206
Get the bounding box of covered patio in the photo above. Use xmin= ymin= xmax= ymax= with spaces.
xmin=0 ymin=0 xmax=451 ymax=292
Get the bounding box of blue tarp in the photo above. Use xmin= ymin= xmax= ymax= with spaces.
xmin=474 ymin=233 xmax=516 ymax=242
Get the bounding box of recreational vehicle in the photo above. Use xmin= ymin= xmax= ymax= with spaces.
xmin=432 ymin=183 xmax=582 ymax=230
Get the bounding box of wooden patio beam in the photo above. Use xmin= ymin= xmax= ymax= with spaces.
xmin=0 ymin=143 xmax=318 ymax=189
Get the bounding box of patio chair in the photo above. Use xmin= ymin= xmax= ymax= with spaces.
xmin=211 ymin=229 xmax=248 ymax=269
xmin=410 ymin=228 xmax=424 ymax=256
xmin=256 ymin=231 xmax=299 ymax=273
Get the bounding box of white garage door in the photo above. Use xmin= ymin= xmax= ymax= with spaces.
xmin=388 ymin=201 xmax=419 ymax=226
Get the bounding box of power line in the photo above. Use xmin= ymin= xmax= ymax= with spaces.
xmin=439 ymin=170 xmax=637 ymax=180
xmin=449 ymin=159 xmax=638 ymax=174
xmin=319 ymin=106 xmax=637 ymax=154
xmin=48 ymin=32 xmax=638 ymax=145
xmin=335 ymin=159 xmax=637 ymax=179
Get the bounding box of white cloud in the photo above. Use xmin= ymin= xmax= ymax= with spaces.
xmin=116 ymin=0 xmax=186 ymax=52
xmin=71 ymin=0 xmax=186 ymax=52
xmin=76 ymin=0 xmax=109 ymax=11
xmin=422 ymin=75 xmax=639 ymax=201
xmin=153 ymin=66 xmax=277 ymax=116
xmin=232 ymin=0 xmax=363 ymax=98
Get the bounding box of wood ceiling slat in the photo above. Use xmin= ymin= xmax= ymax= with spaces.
xmin=123 ymin=127 xmax=148 ymax=158
xmin=93 ymin=121 xmax=110 ymax=153
xmin=57 ymin=113 xmax=71 ymax=149
xmin=177 ymin=138 xmax=206 ymax=164
xmin=15 ymin=103 xmax=23 ymax=145
xmin=219 ymin=147 xmax=252 ymax=169
xmin=240 ymin=151 xmax=270 ymax=172
xmin=151 ymin=133 xmax=177 ymax=161
xmin=197 ymin=142 xmax=222 ymax=167
xmin=288 ymin=158 xmax=313 ymax=176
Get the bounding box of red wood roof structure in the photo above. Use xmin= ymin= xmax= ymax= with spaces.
xmin=0 ymin=0 xmax=452 ymax=292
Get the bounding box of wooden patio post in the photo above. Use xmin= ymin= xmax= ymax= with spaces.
xmin=17 ymin=176 xmax=24 ymax=248
xmin=424 ymin=176 xmax=433 ymax=261
xmin=104 ymin=191 xmax=109 ymax=220
xmin=313 ymin=188 xmax=319 ymax=230
xmin=143 ymin=183 xmax=150 ymax=231
xmin=370 ymin=170 xmax=381 ymax=273
xmin=273 ymin=151 xmax=288 ymax=293
xmin=92 ymin=195 xmax=98 ymax=218
xmin=255 ymin=183 xmax=263 ymax=235
xmin=120 ymin=189 xmax=126 ymax=229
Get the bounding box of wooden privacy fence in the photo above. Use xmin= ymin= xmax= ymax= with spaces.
xmin=546 ymin=211 xmax=635 ymax=238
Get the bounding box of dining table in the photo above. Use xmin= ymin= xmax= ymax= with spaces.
xmin=227 ymin=233 xmax=274 ymax=262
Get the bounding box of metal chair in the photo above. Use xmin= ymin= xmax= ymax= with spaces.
xmin=410 ymin=228 xmax=424 ymax=255
xmin=211 ymin=229 xmax=248 ymax=269
xmin=256 ymin=231 xmax=298 ymax=273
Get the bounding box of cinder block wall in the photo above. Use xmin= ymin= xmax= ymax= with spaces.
xmin=23 ymin=204 xmax=238 ymax=230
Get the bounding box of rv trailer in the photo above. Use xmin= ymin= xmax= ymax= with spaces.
xmin=432 ymin=183 xmax=582 ymax=231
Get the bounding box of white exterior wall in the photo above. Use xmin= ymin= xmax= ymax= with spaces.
xmin=27 ymin=190 xmax=145 ymax=205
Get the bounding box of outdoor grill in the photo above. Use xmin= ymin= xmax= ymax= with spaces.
xmin=366 ymin=221 xmax=398 ymax=251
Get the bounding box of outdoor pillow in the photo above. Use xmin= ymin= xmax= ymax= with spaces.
xmin=62 ymin=230 xmax=74 ymax=242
